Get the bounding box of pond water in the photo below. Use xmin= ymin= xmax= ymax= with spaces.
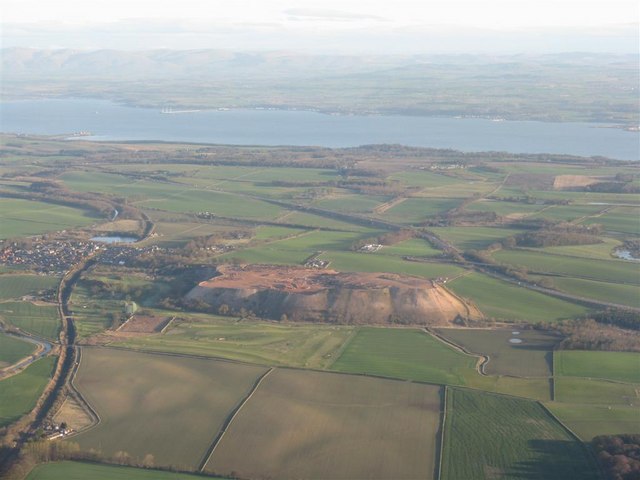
xmin=613 ymin=249 xmax=640 ymax=262
xmin=91 ymin=236 xmax=138 ymax=244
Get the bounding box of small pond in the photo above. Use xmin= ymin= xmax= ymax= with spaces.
xmin=91 ymin=236 xmax=138 ymax=244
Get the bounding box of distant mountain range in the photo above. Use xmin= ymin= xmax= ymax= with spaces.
xmin=3 ymin=47 xmax=636 ymax=80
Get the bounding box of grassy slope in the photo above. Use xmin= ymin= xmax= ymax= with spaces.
xmin=441 ymin=388 xmax=599 ymax=480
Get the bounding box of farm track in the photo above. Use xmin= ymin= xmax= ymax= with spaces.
xmin=0 ymin=330 xmax=52 ymax=380
xmin=425 ymin=328 xmax=489 ymax=376
xmin=198 ymin=367 xmax=274 ymax=472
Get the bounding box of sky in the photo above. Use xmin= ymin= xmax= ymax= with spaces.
xmin=2 ymin=0 xmax=638 ymax=53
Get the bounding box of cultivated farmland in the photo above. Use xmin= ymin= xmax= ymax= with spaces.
xmin=441 ymin=388 xmax=599 ymax=480
xmin=72 ymin=348 xmax=267 ymax=469
xmin=206 ymin=368 xmax=442 ymax=480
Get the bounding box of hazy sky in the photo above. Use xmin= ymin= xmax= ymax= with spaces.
xmin=2 ymin=0 xmax=638 ymax=53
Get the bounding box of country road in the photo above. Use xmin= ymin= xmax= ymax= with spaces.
xmin=0 ymin=329 xmax=53 ymax=379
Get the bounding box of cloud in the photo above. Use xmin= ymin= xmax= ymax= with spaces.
xmin=283 ymin=8 xmax=387 ymax=22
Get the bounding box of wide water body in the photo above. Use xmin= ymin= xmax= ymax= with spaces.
xmin=1 ymin=99 xmax=638 ymax=160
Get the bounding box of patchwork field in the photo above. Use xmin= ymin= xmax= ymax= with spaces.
xmin=331 ymin=327 xmax=477 ymax=385
xmin=331 ymin=326 xmax=552 ymax=401
xmin=206 ymin=368 xmax=442 ymax=480
xmin=436 ymin=328 xmax=560 ymax=377
xmin=73 ymin=348 xmax=267 ymax=470
xmin=0 ymin=198 xmax=98 ymax=239
xmin=441 ymin=388 xmax=599 ymax=480
xmin=0 ymin=356 xmax=55 ymax=427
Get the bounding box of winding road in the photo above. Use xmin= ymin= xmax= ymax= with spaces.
xmin=0 ymin=329 xmax=53 ymax=379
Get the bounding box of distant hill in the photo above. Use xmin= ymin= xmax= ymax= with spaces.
xmin=2 ymin=49 xmax=637 ymax=124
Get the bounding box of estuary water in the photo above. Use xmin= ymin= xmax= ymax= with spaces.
xmin=1 ymin=98 xmax=638 ymax=160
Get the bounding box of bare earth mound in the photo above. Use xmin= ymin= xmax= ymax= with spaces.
xmin=553 ymin=175 xmax=601 ymax=189
xmin=187 ymin=265 xmax=476 ymax=325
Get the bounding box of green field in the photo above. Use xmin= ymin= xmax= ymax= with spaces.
xmin=111 ymin=315 xmax=354 ymax=368
xmin=378 ymin=197 xmax=462 ymax=223
xmin=331 ymin=326 xmax=551 ymax=401
xmin=0 ymin=198 xmax=98 ymax=239
xmin=73 ymin=348 xmax=267 ymax=470
xmin=436 ymin=328 xmax=559 ymax=377
xmin=430 ymin=226 xmax=525 ymax=250
xmin=331 ymin=327 xmax=477 ymax=385
xmin=465 ymin=200 xmax=545 ymax=217
xmin=539 ymin=238 xmax=622 ymax=260
xmin=493 ymin=249 xmax=639 ymax=285
xmin=541 ymin=276 xmax=640 ymax=308
xmin=441 ymin=388 xmax=599 ymax=480
xmin=581 ymin=206 xmax=640 ymax=235
xmin=0 ymin=356 xmax=55 ymax=427
xmin=318 ymin=251 xmax=465 ymax=278
xmin=555 ymin=351 xmax=640 ymax=384
xmin=0 ymin=301 xmax=60 ymax=339
xmin=26 ymin=461 xmax=224 ymax=480
xmin=207 ymin=368 xmax=442 ymax=480
xmin=60 ymin=171 xmax=284 ymax=220
xmin=530 ymin=204 xmax=605 ymax=222
xmin=554 ymin=377 xmax=639 ymax=405
xmin=448 ymin=272 xmax=588 ymax=322
xmin=377 ymin=237 xmax=441 ymax=257
xmin=0 ymin=332 xmax=36 ymax=367
xmin=315 ymin=193 xmax=389 ymax=214
xmin=0 ymin=275 xmax=59 ymax=300
xmin=547 ymin=403 xmax=640 ymax=441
